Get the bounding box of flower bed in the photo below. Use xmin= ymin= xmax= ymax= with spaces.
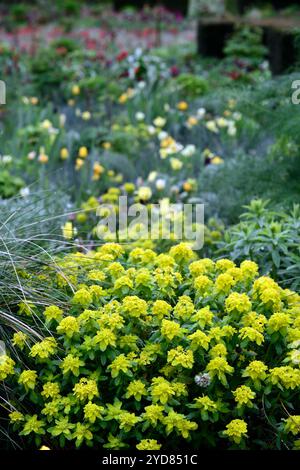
xmin=2 ymin=243 xmax=300 ymax=450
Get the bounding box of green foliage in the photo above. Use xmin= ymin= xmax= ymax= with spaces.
xmin=1 ymin=243 xmax=300 ymax=450
xmin=56 ymin=0 xmax=81 ymax=17
xmin=224 ymin=27 xmax=268 ymax=64
xmin=174 ymin=73 xmax=209 ymax=98
xmin=218 ymin=200 xmax=300 ymax=289
xmin=30 ymin=49 xmax=70 ymax=92
xmin=200 ymin=150 xmax=300 ymax=224
xmin=10 ymin=4 xmax=29 ymax=24
xmin=0 ymin=171 xmax=24 ymax=199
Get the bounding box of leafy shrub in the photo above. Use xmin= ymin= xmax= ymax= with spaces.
xmin=56 ymin=0 xmax=81 ymax=17
xmin=199 ymin=149 xmax=300 ymax=224
xmin=2 ymin=243 xmax=300 ymax=450
xmin=0 ymin=171 xmax=24 ymax=198
xmin=224 ymin=26 xmax=268 ymax=65
xmin=218 ymin=200 xmax=300 ymax=289
xmin=174 ymin=74 xmax=209 ymax=98
xmin=10 ymin=4 xmax=28 ymax=24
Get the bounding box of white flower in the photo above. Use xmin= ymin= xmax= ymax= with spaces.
xmin=233 ymin=112 xmax=242 ymax=121
xmin=182 ymin=144 xmax=196 ymax=157
xmin=82 ymin=111 xmax=91 ymax=121
xmin=41 ymin=119 xmax=52 ymax=130
xmin=134 ymin=48 xmax=143 ymax=58
xmin=197 ymin=107 xmax=206 ymax=118
xmin=137 ymin=81 xmax=146 ymax=89
xmin=174 ymin=142 xmax=184 ymax=153
xmin=148 ymin=171 xmax=157 ymax=182
xmin=206 ymin=120 xmax=219 ymax=133
xmin=135 ymin=112 xmax=145 ymax=121
xmin=27 ymin=151 xmax=36 ymax=160
xmin=261 ymin=61 xmax=269 ymax=71
xmin=158 ymin=131 xmax=168 ymax=141
xmin=147 ymin=126 xmax=156 ymax=135
xmin=155 ymin=178 xmax=166 ymax=190
xmin=216 ymin=117 xmax=228 ymax=128
xmin=20 ymin=187 xmax=30 ymax=198
xmin=48 ymin=127 xmax=59 ymax=135
xmin=228 ymin=125 xmax=237 ymax=136
xmin=153 ymin=117 xmax=166 ymax=128
xmin=195 ymin=372 xmax=211 ymax=388
xmin=2 ymin=155 xmax=12 ymax=164
xmin=59 ymin=114 xmax=66 ymax=127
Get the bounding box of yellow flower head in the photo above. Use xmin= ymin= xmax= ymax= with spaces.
xmin=122 ymin=296 xmax=147 ymax=318
xmin=240 ymin=260 xmax=258 ymax=279
xmin=194 ymin=275 xmax=213 ymax=294
xmin=239 ymin=327 xmax=264 ymax=346
xmin=9 ymin=411 xmax=24 ymax=423
xmin=177 ymin=101 xmax=188 ymax=111
xmin=151 ymin=377 xmax=175 ymax=404
xmin=125 ymin=380 xmax=147 ymax=401
xmin=284 ymin=416 xmax=300 ymax=436
xmin=60 ymin=148 xmax=69 ymax=160
xmin=269 ymin=366 xmax=300 ymax=390
xmin=84 ymin=402 xmax=104 ymax=423
xmin=193 ymin=396 xmax=217 ymax=413
xmin=137 ymin=439 xmax=161 ymax=450
xmin=57 ymin=316 xmax=79 ymax=338
xmin=18 ymin=370 xmax=37 ymax=391
xmin=78 ymin=146 xmax=88 ymax=159
xmin=0 ymin=355 xmax=15 ymax=380
xmin=30 ymin=337 xmax=57 ymax=360
xmin=242 ymin=360 xmax=268 ymax=384
xmin=72 ymin=288 xmax=92 ymax=307
xmin=151 ymin=300 xmax=172 ymax=320
xmin=137 ymin=186 xmax=152 ymax=201
xmin=12 ymin=331 xmax=27 ymax=349
xmin=167 ymin=346 xmax=194 ymax=369
xmin=192 ymin=306 xmax=214 ymax=328
xmin=173 ymin=295 xmax=195 ymax=321
xmin=72 ymin=85 xmax=80 ymax=95
xmin=109 ymin=354 xmax=131 ymax=378
xmin=206 ymin=357 xmax=234 ymax=385
xmin=223 ymin=419 xmax=248 ymax=444
xmin=225 ymin=292 xmax=252 ymax=315
xmin=62 ymin=221 xmax=76 ymax=240
xmin=188 ymin=330 xmax=210 ymax=351
xmin=73 ymin=378 xmax=99 ymax=401
xmin=44 ymin=305 xmax=63 ymax=322
xmin=233 ymin=385 xmax=256 ymax=408
xmin=61 ymin=354 xmax=84 ymax=376
xmin=267 ymin=312 xmax=291 ymax=334
xmin=41 ymin=382 xmax=60 ymax=400
xmin=94 ymin=328 xmax=117 ymax=351
xmin=215 ymin=273 xmax=236 ymax=293
xmin=161 ymin=319 xmax=183 ymax=341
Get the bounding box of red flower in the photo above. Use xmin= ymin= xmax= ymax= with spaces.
xmin=86 ymin=39 xmax=97 ymax=50
xmin=120 ymin=70 xmax=129 ymax=78
xmin=170 ymin=65 xmax=180 ymax=77
xmin=228 ymin=71 xmax=241 ymax=80
xmin=56 ymin=47 xmax=68 ymax=56
xmin=116 ymin=51 xmax=128 ymax=62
